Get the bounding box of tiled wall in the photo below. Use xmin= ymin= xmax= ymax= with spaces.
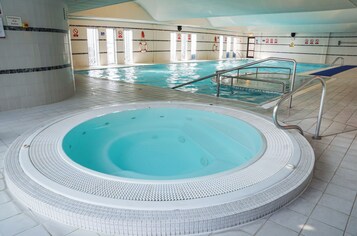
xmin=71 ymin=22 xmax=357 ymax=69
xmin=69 ymin=19 xmax=247 ymax=68
xmin=0 ymin=0 xmax=74 ymax=111
xmin=254 ymin=33 xmax=357 ymax=64
xmin=325 ymin=33 xmax=357 ymax=65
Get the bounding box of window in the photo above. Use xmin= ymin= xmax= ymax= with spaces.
xmin=191 ymin=34 xmax=197 ymax=60
xmin=233 ymin=37 xmax=238 ymax=58
xmin=219 ymin=36 xmax=224 ymax=59
xmin=181 ymin=33 xmax=188 ymax=61
xmin=87 ymin=28 xmax=100 ymax=66
xmin=226 ymin=37 xmax=231 ymax=58
xmin=124 ymin=30 xmax=133 ymax=64
xmin=106 ymin=28 xmax=117 ymax=65
xmin=170 ymin=32 xmax=177 ymax=62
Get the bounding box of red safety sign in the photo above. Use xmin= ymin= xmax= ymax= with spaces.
xmin=72 ymin=28 xmax=79 ymax=38
xmin=118 ymin=30 xmax=123 ymax=39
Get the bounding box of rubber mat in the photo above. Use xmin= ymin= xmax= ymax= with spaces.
xmin=311 ymin=65 xmax=357 ymax=76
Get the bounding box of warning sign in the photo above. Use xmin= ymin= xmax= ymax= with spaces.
xmin=118 ymin=29 xmax=123 ymax=39
xmin=72 ymin=28 xmax=79 ymax=37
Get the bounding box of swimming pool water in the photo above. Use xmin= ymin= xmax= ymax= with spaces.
xmin=62 ymin=108 xmax=265 ymax=180
xmin=76 ymin=60 xmax=328 ymax=104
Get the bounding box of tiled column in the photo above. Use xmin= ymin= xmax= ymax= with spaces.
xmin=0 ymin=0 xmax=75 ymax=111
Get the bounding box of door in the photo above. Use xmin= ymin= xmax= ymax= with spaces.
xmin=247 ymin=37 xmax=255 ymax=58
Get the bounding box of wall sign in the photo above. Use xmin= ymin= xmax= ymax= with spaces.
xmin=72 ymin=28 xmax=79 ymax=38
xmin=0 ymin=18 xmax=5 ymax=38
xmin=117 ymin=29 xmax=123 ymax=39
xmin=6 ymin=16 xmax=22 ymax=27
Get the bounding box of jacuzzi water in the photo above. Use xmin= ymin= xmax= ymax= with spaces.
xmin=76 ymin=59 xmax=329 ymax=104
xmin=62 ymin=107 xmax=265 ymax=180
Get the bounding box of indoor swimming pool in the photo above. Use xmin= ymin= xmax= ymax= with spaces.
xmin=76 ymin=59 xmax=329 ymax=104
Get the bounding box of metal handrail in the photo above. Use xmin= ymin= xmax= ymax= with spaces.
xmin=238 ymin=66 xmax=291 ymax=76
xmin=331 ymin=57 xmax=344 ymax=66
xmin=172 ymin=65 xmax=291 ymax=90
xmin=172 ymin=57 xmax=297 ymax=104
xmin=171 ymin=73 xmax=216 ymax=89
xmin=237 ymin=66 xmax=292 ymax=81
xmin=216 ymin=57 xmax=296 ymax=74
xmin=221 ymin=75 xmax=286 ymax=93
xmin=272 ymin=76 xmax=327 ymax=139
xmin=234 ymin=51 xmax=244 ymax=58
xmin=216 ymin=57 xmax=297 ymax=107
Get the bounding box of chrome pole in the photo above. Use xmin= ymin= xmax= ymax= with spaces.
xmin=288 ymin=60 xmax=297 ymax=108
xmin=272 ymin=76 xmax=326 ymax=139
xmin=312 ymin=77 xmax=327 ymax=140
xmin=256 ymin=67 xmax=258 ymax=79
xmin=216 ymin=72 xmax=221 ymax=97
xmin=230 ymin=77 xmax=234 ymax=94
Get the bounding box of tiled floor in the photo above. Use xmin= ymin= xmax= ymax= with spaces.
xmin=1 ymin=68 xmax=357 ymax=235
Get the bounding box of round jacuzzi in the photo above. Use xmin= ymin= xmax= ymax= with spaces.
xmin=4 ymin=102 xmax=314 ymax=236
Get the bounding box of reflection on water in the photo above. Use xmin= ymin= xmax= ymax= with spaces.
xmin=88 ymin=70 xmax=104 ymax=78
xmin=123 ymin=67 xmax=137 ymax=83
xmin=107 ymin=68 xmax=120 ymax=81
xmin=77 ymin=60 xmax=328 ymax=104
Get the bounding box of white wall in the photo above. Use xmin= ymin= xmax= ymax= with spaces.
xmin=71 ymin=21 xmax=357 ymax=69
xmin=326 ymin=33 xmax=357 ymax=65
xmin=69 ymin=19 xmax=247 ymax=68
xmin=254 ymin=32 xmax=357 ymax=64
xmin=0 ymin=0 xmax=75 ymax=111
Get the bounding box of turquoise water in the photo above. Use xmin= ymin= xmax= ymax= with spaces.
xmin=76 ymin=60 xmax=328 ymax=104
xmin=63 ymin=108 xmax=265 ymax=180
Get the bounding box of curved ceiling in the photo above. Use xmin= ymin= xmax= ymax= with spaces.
xmin=67 ymin=0 xmax=357 ymax=32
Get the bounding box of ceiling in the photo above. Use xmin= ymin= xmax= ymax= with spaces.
xmin=65 ymin=0 xmax=132 ymax=13
xmin=66 ymin=0 xmax=357 ymax=32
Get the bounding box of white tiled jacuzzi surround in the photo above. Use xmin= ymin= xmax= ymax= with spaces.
xmin=4 ymin=102 xmax=314 ymax=235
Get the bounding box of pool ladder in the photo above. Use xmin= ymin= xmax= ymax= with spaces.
xmin=172 ymin=57 xmax=298 ymax=107
xmin=172 ymin=57 xmax=327 ymax=139
xmin=331 ymin=57 xmax=344 ymax=66
xmin=220 ymin=65 xmax=292 ymax=94
xmin=272 ymin=76 xmax=327 ymax=140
